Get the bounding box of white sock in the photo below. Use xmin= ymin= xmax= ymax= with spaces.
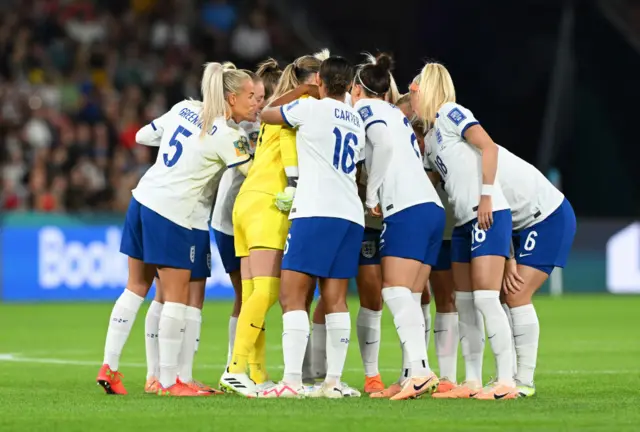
xmin=473 ymin=291 xmax=514 ymax=386
xmin=145 ymin=300 xmax=163 ymax=379
xmin=325 ymin=312 xmax=351 ymax=383
xmin=177 ymin=306 xmax=201 ymax=383
xmin=356 ymin=308 xmax=382 ymax=377
xmin=158 ymin=302 xmax=187 ymax=388
xmin=310 ymin=323 xmax=327 ymax=378
xmin=302 ymin=338 xmax=313 ymax=380
xmin=434 ymin=312 xmax=459 ymax=382
xmin=412 ymin=292 xmax=422 ymax=303
xmin=400 ymin=294 xmax=421 ymax=382
xmin=455 ymin=291 xmax=484 ymax=384
xmin=103 ymin=289 xmax=144 ymax=371
xmin=383 ymin=287 xmax=431 ymax=378
xmin=511 ymin=304 xmax=539 ymax=387
xmin=226 ymin=316 xmax=238 ymax=366
xmin=282 ymin=310 xmax=310 ymax=387
xmin=502 ymin=303 xmax=517 ymax=377
xmin=422 ymin=303 xmax=432 ymax=351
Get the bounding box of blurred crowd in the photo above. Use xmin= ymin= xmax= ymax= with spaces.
xmin=0 ymin=0 xmax=299 ymax=213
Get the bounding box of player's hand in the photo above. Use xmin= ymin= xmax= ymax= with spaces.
xmin=477 ymin=195 xmax=493 ymax=231
xmin=502 ymin=258 xmax=525 ymax=294
xmin=368 ymin=204 xmax=382 ymax=218
xmin=302 ymin=84 xmax=320 ymax=99
xmin=275 ymin=186 xmax=296 ymax=213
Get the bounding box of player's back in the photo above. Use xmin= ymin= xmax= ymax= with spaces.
xmin=356 ymin=99 xmax=441 ymax=217
xmin=133 ymin=100 xmax=249 ymax=229
xmin=282 ymin=97 xmax=365 ymax=226
xmin=497 ymin=146 xmax=564 ymax=230
xmin=428 ymin=101 xmax=510 ymax=225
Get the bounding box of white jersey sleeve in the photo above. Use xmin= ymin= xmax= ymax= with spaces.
xmin=439 ymin=102 xmax=480 ymax=139
xmin=358 ymin=116 xmax=393 ymax=209
xmin=281 ymin=97 xmax=313 ymax=128
xmin=135 ymin=111 xmax=173 ymax=147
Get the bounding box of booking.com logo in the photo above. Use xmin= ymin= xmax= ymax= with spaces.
xmin=37 ymin=226 xmax=232 ymax=291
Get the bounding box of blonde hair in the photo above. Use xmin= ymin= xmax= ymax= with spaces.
xmin=416 ymin=63 xmax=456 ymax=129
xmin=270 ymin=49 xmax=330 ymax=100
xmin=199 ymin=62 xmax=251 ymax=138
xmin=255 ymin=58 xmax=282 ymax=100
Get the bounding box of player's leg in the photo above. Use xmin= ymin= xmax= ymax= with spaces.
xmin=505 ymin=199 xmax=576 ymax=397
xmin=212 ymin=228 xmax=242 ymax=368
xmin=430 ymin=267 xmax=459 ymax=392
xmin=433 ymin=226 xmax=485 ymax=399
xmin=97 ymin=198 xmax=153 ymax=395
xmin=144 ymin=276 xmax=163 ymax=393
xmin=356 ymin=228 xmax=384 ymax=393
xmin=303 ymin=292 xmax=327 ymax=384
xmin=222 ymin=194 xmax=283 ymax=394
xmin=468 ymin=210 xmax=519 ymax=400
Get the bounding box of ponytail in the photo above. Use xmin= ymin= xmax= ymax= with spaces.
xmin=199 ymin=62 xmax=251 ymax=138
xmin=200 ymin=62 xmax=227 ymax=138
xmin=270 ymin=63 xmax=299 ymax=101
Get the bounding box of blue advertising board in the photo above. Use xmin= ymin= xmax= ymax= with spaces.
xmin=0 ymin=221 xmax=235 ymax=302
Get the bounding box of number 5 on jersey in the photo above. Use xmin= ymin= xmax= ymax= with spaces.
xmin=332 ymin=127 xmax=358 ymax=174
xmin=164 ymin=126 xmax=192 ymax=167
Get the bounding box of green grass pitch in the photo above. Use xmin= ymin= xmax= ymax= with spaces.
xmin=0 ymin=295 xmax=639 ymax=431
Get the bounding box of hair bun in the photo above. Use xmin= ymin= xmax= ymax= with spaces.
xmin=375 ymin=53 xmax=393 ymax=73
xmin=256 ymin=58 xmax=281 ymax=75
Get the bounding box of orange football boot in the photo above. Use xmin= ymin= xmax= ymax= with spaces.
xmin=390 ymin=373 xmax=439 ymax=401
xmin=178 ymin=378 xmax=224 ymax=395
xmin=145 ymin=376 xmax=160 ymax=394
xmin=364 ymin=374 xmax=385 ymax=394
xmin=432 ymin=380 xmax=481 ymax=399
xmin=473 ymin=383 xmax=519 ymax=400
xmin=157 ymin=381 xmax=211 ymax=397
xmin=96 ymin=364 xmax=127 ymax=395
xmin=370 ymin=382 xmax=402 ymax=399
xmin=435 ymin=378 xmax=456 ymax=393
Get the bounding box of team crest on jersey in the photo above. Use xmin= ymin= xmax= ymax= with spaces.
xmin=190 ymin=246 xmax=196 ymax=264
xmin=248 ymin=131 xmax=259 ymax=151
xmin=361 ymin=240 xmax=377 ymax=258
xmin=447 ymin=107 xmax=466 ymax=125
xmin=234 ymin=136 xmax=250 ymax=156
xmin=206 ymin=253 xmax=211 ymax=270
xmin=358 ymin=105 xmax=373 ymax=121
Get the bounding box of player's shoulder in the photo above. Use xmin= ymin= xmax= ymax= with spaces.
xmin=354 ymin=98 xmax=388 ymax=124
xmin=438 ymin=102 xmax=473 ymax=126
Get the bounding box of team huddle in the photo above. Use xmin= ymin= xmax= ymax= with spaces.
xmin=95 ymin=48 xmax=576 ymax=400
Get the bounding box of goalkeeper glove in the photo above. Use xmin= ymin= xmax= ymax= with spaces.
xmin=275 ymin=186 xmax=296 ymax=212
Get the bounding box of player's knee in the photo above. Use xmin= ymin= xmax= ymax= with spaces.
xmin=504 ymin=289 xmax=533 ymax=308
xmin=279 ymin=288 xmax=306 ymax=313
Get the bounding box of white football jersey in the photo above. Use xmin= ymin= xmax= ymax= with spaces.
xmin=210 ymin=120 xmax=261 ymax=234
xmin=132 ymin=100 xmax=252 ymax=229
xmin=424 ymin=135 xmax=458 ymax=241
xmin=355 ymin=98 xmax=442 ymax=218
xmin=497 ymin=146 xmax=565 ymax=231
xmin=281 ymin=97 xmax=366 ymax=226
xmin=424 ymin=102 xmax=510 ymax=226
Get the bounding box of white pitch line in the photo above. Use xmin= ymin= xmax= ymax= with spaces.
xmin=0 ymin=354 xmax=632 ymax=375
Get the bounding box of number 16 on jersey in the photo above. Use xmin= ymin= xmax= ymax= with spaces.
xmin=332 ymin=127 xmax=358 ymax=174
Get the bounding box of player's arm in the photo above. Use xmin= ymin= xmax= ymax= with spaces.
xmin=274 ymin=127 xmax=299 ymax=213
xmin=261 ymin=97 xmax=313 ymax=127
xmin=136 ymin=111 xmax=171 ymax=146
xmin=266 ymin=84 xmax=320 ymax=108
xmin=216 ymin=130 xmax=253 ymax=176
xmin=423 ymin=135 xmax=441 ymax=187
xmin=364 ymin=122 xmax=393 ymax=211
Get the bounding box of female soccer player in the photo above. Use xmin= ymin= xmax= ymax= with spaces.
xmin=220 ymin=51 xmax=328 ymax=396
xmin=96 ymin=62 xmax=257 ymax=397
xmin=350 ymin=54 xmax=444 ymax=400
xmin=414 ymin=62 xmax=518 ymax=400
xmin=398 ymin=89 xmax=461 ymax=393
xmin=305 ymin=58 xmax=401 ymax=393
xmin=141 ymin=64 xmax=266 ymax=395
xmin=497 ymin=147 xmax=576 ymax=397
xmin=256 ymin=56 xmax=365 ymax=399
xmin=210 ymin=61 xmax=282 ymax=369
